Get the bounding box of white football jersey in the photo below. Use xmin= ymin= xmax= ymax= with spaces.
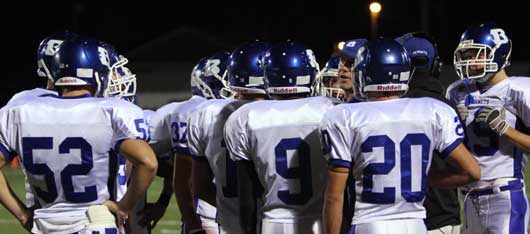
xmin=6 ymin=88 xmax=57 ymax=105
xmin=0 ymin=94 xmax=147 ymax=234
xmin=149 ymin=102 xmax=182 ymax=156
xmin=3 ymin=88 xmax=56 ymax=208
xmin=114 ymin=109 xmax=155 ymax=202
xmin=188 ymin=98 xmax=249 ymax=226
xmin=320 ymin=97 xmax=463 ymax=225
xmin=167 ymin=95 xmax=216 ymax=220
xmin=446 ymin=77 xmax=530 ymax=181
xmin=225 ymin=96 xmax=336 ymax=223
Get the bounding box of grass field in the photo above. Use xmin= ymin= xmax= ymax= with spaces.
xmin=2 ymin=165 xmax=530 ymax=233
xmin=0 ymin=166 xmax=182 ymax=234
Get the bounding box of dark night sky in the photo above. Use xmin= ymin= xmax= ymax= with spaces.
xmin=1 ymin=0 xmax=528 ymax=104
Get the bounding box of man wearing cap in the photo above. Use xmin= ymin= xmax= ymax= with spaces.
xmin=395 ymin=32 xmax=461 ymax=234
xmin=337 ymin=38 xmax=367 ymax=103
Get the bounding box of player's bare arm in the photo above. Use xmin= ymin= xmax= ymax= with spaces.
xmin=115 ymin=139 xmax=158 ymax=217
xmin=323 ymin=166 xmax=349 ymax=234
xmin=173 ymin=153 xmax=202 ymax=229
xmin=428 ymin=143 xmax=480 ymax=188
xmin=0 ymin=154 xmax=32 ymax=231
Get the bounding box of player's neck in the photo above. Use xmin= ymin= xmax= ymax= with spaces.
xmin=345 ymin=90 xmax=355 ymax=102
xmin=236 ymin=93 xmax=267 ymax=101
xmin=61 ymin=87 xmax=93 ymax=97
xmin=478 ymin=70 xmax=508 ymax=90
xmin=271 ymin=93 xmax=309 ymax=100
xmin=367 ymin=92 xmax=401 ymax=101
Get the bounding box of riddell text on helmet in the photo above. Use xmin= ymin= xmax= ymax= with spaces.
xmin=377 ymin=85 xmax=403 ymax=91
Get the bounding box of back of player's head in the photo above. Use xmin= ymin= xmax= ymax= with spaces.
xmin=263 ymin=40 xmax=319 ymax=95
xmin=196 ymin=50 xmax=232 ymax=99
xmin=37 ymin=31 xmax=79 ymax=82
xmin=453 ymin=21 xmax=512 ymax=82
xmin=354 ymin=37 xmax=412 ymax=98
xmin=190 ymin=57 xmax=208 ymax=97
xmin=99 ymin=41 xmax=137 ymax=102
xmin=395 ymin=32 xmax=442 ymax=78
xmin=48 ymin=37 xmax=113 ymax=97
xmin=226 ymin=40 xmax=271 ymax=96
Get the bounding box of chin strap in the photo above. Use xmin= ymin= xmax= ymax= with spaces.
xmin=463 ymin=79 xmax=475 ymax=107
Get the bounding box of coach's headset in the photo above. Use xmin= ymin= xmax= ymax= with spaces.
xmin=400 ymin=32 xmax=443 ymax=78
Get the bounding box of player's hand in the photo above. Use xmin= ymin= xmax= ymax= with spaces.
xmin=475 ymin=106 xmax=509 ymax=136
xmin=456 ymin=104 xmax=469 ymax=121
xmin=136 ymin=202 xmax=167 ymax=229
xmin=103 ymin=200 xmax=128 ymax=231
xmin=20 ymin=206 xmax=34 ymax=232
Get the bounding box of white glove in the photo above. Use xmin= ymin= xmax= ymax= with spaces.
xmin=456 ymin=104 xmax=469 ymax=121
xmin=86 ymin=205 xmax=117 ymax=231
xmin=475 ymin=106 xmax=510 ymax=136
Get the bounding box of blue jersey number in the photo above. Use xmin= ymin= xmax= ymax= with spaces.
xmin=275 ymin=138 xmax=313 ymax=205
xmin=134 ymin=118 xmax=150 ymax=141
xmin=221 ymin=139 xmax=238 ymax=198
xmin=470 ymin=108 xmax=498 ymax=156
xmin=171 ymin=121 xmax=188 ymax=144
xmin=361 ymin=134 xmax=430 ymax=204
xmin=22 ymin=137 xmax=97 ymax=203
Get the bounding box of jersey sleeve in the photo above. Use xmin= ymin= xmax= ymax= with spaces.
xmin=187 ymin=108 xmax=208 ymax=160
xmin=434 ymin=102 xmax=464 ymax=158
xmin=224 ymin=109 xmax=251 ymax=161
xmin=112 ymin=102 xmax=150 ymax=151
xmin=512 ymin=79 xmax=530 ymax=128
xmin=320 ymin=106 xmax=354 ymax=168
xmin=445 ymin=81 xmax=461 ymax=106
xmin=0 ymin=107 xmax=17 ymax=161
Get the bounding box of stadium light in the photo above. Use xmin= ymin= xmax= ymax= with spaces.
xmin=369 ymin=2 xmax=382 ymax=14
xmin=369 ymin=2 xmax=382 ymax=39
xmin=337 ymin=41 xmax=346 ymax=50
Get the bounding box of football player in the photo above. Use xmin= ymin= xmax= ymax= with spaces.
xmin=147 ymin=57 xmax=208 ymax=234
xmin=395 ymin=32 xmax=461 ymax=234
xmin=337 ymin=38 xmax=367 ymax=103
xmin=314 ymin=56 xmax=346 ymax=102
xmin=447 ymin=22 xmax=530 ymax=234
xmin=0 ymin=31 xmax=80 ymax=224
xmin=224 ymin=41 xmax=336 ymax=234
xmin=0 ymin=37 xmax=157 ymax=233
xmin=321 ymin=38 xmax=480 ymax=234
xmin=170 ymin=51 xmax=233 ymax=234
xmin=188 ymin=40 xmax=270 ymax=234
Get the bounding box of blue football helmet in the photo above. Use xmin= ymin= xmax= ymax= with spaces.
xmin=99 ymin=41 xmax=137 ymax=102
xmin=196 ymin=51 xmax=232 ymax=99
xmin=354 ymin=38 xmax=412 ymax=98
xmin=314 ymin=56 xmax=346 ymax=101
xmin=47 ymin=38 xmax=113 ymax=97
xmin=454 ymin=22 xmax=512 ymax=82
xmin=37 ymin=31 xmax=79 ymax=81
xmin=395 ymin=32 xmax=442 ymax=78
xmin=225 ymin=40 xmax=271 ymax=95
xmin=190 ymin=57 xmax=208 ymax=97
xmin=263 ymin=41 xmax=319 ymax=95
